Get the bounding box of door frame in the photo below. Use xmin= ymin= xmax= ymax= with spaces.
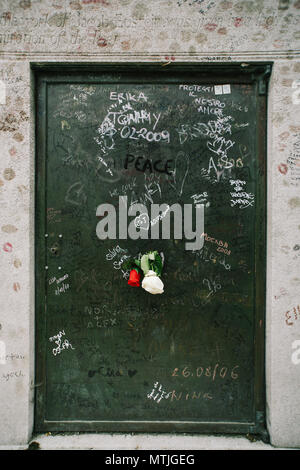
xmin=33 ymin=62 xmax=271 ymax=441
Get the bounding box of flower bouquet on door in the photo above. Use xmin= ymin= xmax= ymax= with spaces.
xmin=123 ymin=251 xmax=164 ymax=295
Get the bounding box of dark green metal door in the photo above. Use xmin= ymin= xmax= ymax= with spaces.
xmin=35 ymin=64 xmax=270 ymax=438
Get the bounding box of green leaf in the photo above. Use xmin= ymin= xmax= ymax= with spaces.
xmin=122 ymin=257 xmax=139 ymax=272
xmin=154 ymin=253 xmax=163 ymax=276
xmin=141 ymin=254 xmax=150 ymax=274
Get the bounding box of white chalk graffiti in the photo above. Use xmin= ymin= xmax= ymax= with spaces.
xmin=230 ymin=180 xmax=254 ymax=209
xmin=49 ymin=273 xmax=70 ymax=296
xmin=203 ymin=275 xmax=222 ymax=299
xmin=134 ymin=212 xmax=150 ymax=231
xmin=168 ymin=151 xmax=190 ymax=197
xmin=147 ymin=382 xmax=171 ymax=403
xmin=109 ymin=178 xmax=137 ymax=198
xmin=49 ymin=330 xmax=75 ymax=356
xmin=191 ymin=192 xmax=209 ymax=207
xmin=98 ymin=155 xmax=114 ymax=177
xmin=150 ymin=204 xmax=170 ymax=227
xmin=106 ymin=245 xmax=127 ymax=261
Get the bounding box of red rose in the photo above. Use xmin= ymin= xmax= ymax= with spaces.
xmin=128 ymin=269 xmax=141 ymax=287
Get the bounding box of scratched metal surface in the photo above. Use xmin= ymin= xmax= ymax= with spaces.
xmin=35 ymin=65 xmax=268 ymax=435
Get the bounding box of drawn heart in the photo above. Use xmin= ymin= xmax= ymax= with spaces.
xmin=128 ymin=369 xmax=137 ymax=378
xmin=134 ymin=213 xmax=149 ymax=231
xmin=169 ymin=151 xmax=189 ymax=197
xmin=207 ymin=137 xmax=222 ymax=154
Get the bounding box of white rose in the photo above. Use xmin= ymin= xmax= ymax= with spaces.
xmin=141 ymin=270 xmax=164 ymax=295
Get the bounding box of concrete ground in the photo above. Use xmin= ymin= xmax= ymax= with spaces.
xmin=0 ymin=433 xmax=293 ymax=450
